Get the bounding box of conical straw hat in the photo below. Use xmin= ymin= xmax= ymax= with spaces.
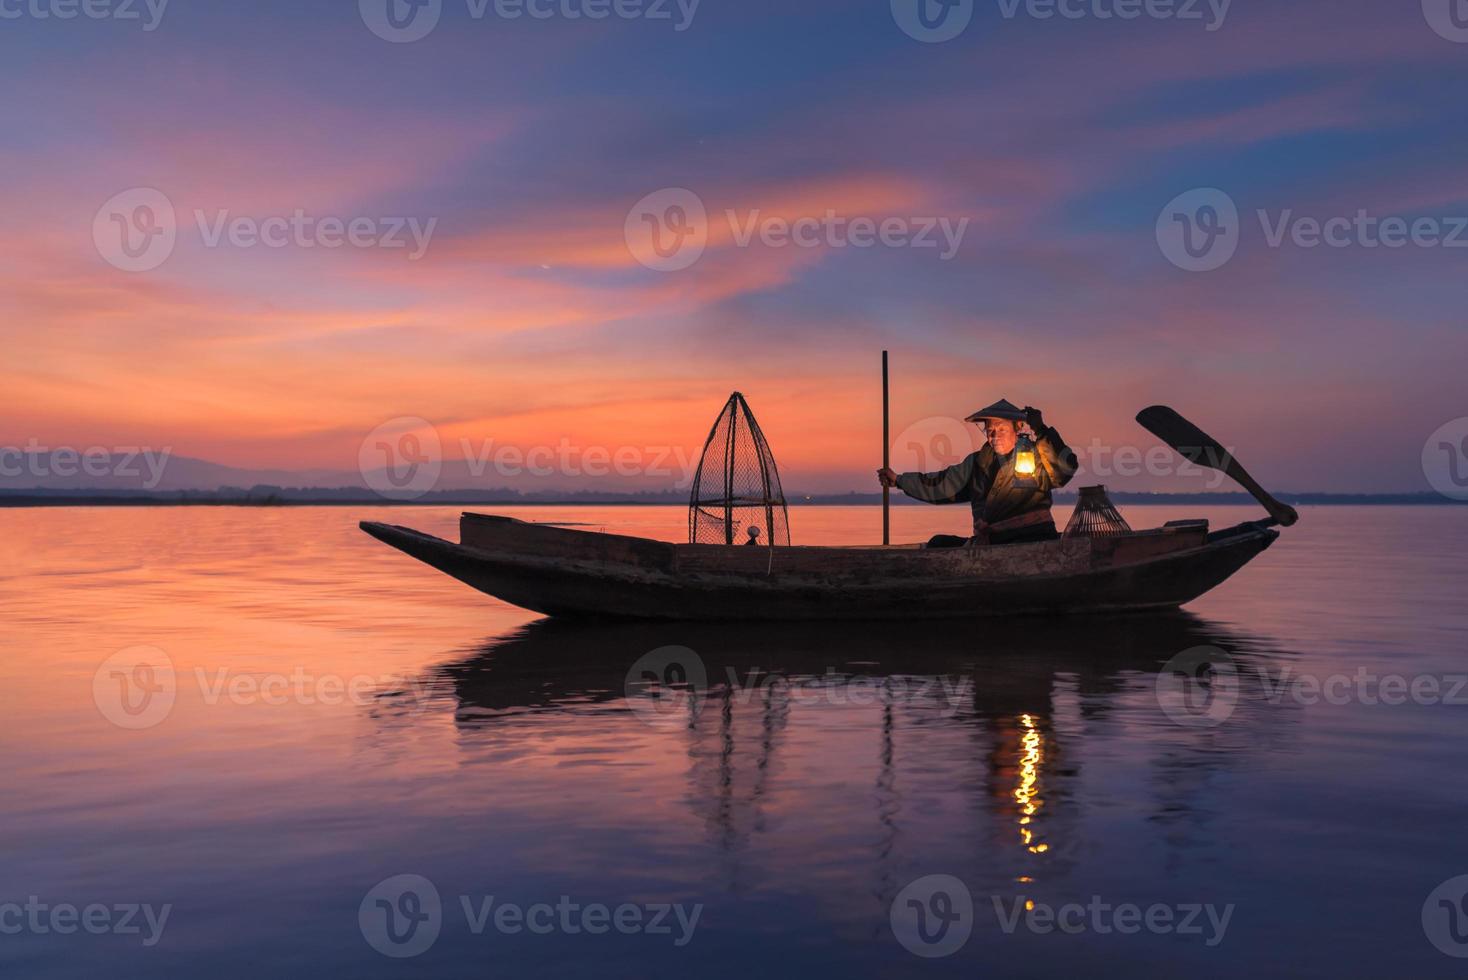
xmin=963 ymin=398 xmax=1026 ymax=423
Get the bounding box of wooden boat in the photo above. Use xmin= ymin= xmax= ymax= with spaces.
xmin=361 ymin=406 xmax=1297 ymax=621
xmin=358 ymin=512 xmax=1280 ymax=620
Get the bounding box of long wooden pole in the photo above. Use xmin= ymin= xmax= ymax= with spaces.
xmin=882 ymin=350 xmax=890 ymax=546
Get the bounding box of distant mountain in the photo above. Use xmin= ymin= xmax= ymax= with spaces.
xmin=0 ymin=452 xmax=359 ymax=492
xmin=2 ymin=450 xmax=1458 ymax=504
xmin=0 ymin=451 xmax=695 ymax=493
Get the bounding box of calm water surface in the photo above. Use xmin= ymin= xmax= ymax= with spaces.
xmin=2 ymin=504 xmax=1467 ymax=978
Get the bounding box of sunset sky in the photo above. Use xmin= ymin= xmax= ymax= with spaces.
xmin=3 ymin=0 xmax=1466 ymax=493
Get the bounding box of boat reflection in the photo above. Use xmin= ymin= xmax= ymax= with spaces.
xmin=419 ymin=612 xmax=1297 ymax=899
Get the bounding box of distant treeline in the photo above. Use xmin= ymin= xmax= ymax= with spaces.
xmin=0 ymin=486 xmax=687 ymax=506
xmin=801 ymin=491 xmax=1467 ymax=507
xmin=0 ymin=487 xmax=1462 ymax=507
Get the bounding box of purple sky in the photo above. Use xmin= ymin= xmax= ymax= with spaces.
xmin=2 ymin=0 xmax=1466 ymax=493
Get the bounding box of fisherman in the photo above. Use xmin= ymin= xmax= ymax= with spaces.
xmin=877 ymin=399 xmax=1078 ymax=547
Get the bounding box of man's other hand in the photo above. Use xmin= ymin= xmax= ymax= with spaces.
xmin=1024 ymin=406 xmax=1046 ymax=433
xmin=877 ymin=468 xmax=900 ymax=488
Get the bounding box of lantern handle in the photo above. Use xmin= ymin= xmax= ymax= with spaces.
xmin=1136 ymin=405 xmax=1299 ymax=527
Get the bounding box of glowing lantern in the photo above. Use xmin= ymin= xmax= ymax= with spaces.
xmin=1013 ymin=434 xmax=1039 ymax=489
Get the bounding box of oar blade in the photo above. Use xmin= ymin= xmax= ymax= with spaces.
xmin=1135 ymin=405 xmax=1233 ymax=469
xmin=1135 ymin=405 xmax=1299 ymax=528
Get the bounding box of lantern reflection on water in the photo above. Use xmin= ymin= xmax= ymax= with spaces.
xmin=1015 ymin=713 xmax=1049 ymax=855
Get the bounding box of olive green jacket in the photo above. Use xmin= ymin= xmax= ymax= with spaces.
xmin=895 ymin=427 xmax=1079 ymax=533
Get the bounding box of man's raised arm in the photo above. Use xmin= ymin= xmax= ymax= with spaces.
xmin=1025 ymin=407 xmax=1079 ymax=490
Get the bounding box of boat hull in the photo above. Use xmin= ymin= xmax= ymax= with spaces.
xmin=360 ymin=513 xmax=1278 ymax=621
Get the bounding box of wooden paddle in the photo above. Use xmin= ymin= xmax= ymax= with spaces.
xmin=1136 ymin=405 xmax=1299 ymax=527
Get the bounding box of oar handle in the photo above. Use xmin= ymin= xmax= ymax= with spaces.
xmin=1226 ymin=467 xmax=1299 ymax=527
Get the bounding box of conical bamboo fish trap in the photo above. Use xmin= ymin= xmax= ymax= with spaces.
xmin=689 ymin=392 xmax=790 ymax=546
xmin=1063 ymin=485 xmax=1132 ymax=538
